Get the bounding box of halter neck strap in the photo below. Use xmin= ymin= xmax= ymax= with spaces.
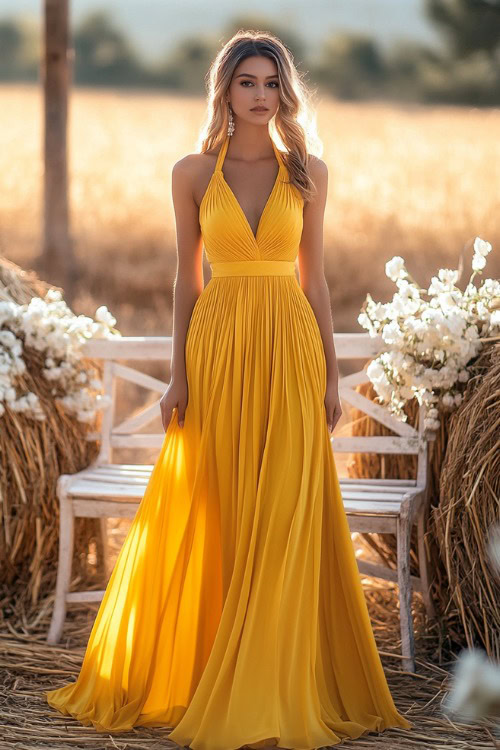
xmin=215 ymin=134 xmax=230 ymax=172
xmin=215 ymin=134 xmax=284 ymax=173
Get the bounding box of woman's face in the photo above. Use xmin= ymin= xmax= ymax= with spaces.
xmin=227 ymin=55 xmax=280 ymax=126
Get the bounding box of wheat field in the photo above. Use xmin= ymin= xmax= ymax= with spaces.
xmin=1 ymin=83 xmax=499 ymax=334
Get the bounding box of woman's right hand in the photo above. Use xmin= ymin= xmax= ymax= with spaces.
xmin=160 ymin=377 xmax=188 ymax=431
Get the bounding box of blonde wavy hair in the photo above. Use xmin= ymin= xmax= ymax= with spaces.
xmin=197 ymin=29 xmax=323 ymax=203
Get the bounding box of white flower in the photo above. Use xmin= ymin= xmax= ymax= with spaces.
xmin=385 ymin=256 xmax=407 ymax=282
xmin=473 ymin=237 xmax=492 ymax=257
xmin=428 ymin=276 xmax=446 ymax=296
xmin=443 ymin=648 xmax=500 ymax=720
xmin=393 ymin=290 xmax=420 ymax=315
xmin=382 ymin=321 xmax=406 ymax=348
xmin=0 ymin=330 xmax=18 ymax=347
xmin=366 ymin=360 xmax=386 ymax=382
xmin=438 ymin=268 xmax=459 ymax=286
xmin=45 ymin=289 xmax=63 ymax=302
xmin=42 ymin=367 xmax=62 ymax=380
xmin=358 ymin=237 xmax=495 ymax=432
xmin=95 ymin=305 xmax=117 ymax=327
xmin=424 ymin=416 xmax=440 ymax=430
xmin=472 ymin=253 xmax=487 ymax=272
xmin=479 ymin=278 xmax=500 ymax=298
xmin=372 ymin=302 xmax=392 ymax=322
xmin=439 ymin=292 xmax=459 ymax=312
xmin=464 ymin=324 xmax=479 ymax=341
xmin=442 ymin=392 xmax=455 ymax=408
xmin=1 ymin=294 xmax=121 ymax=424
xmin=446 ymin=312 xmax=467 ymax=336
xmin=4 ymin=386 xmax=17 ymax=402
xmin=357 ymin=312 xmax=374 ymax=333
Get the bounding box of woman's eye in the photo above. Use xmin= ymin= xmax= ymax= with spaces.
xmin=240 ymin=81 xmax=278 ymax=87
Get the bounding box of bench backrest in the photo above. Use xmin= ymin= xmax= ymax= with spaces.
xmin=82 ymin=333 xmax=431 ymax=490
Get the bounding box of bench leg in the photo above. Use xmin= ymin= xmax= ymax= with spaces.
xmin=417 ymin=509 xmax=435 ymax=619
xmin=397 ymin=501 xmax=416 ymax=673
xmin=47 ymin=477 xmax=74 ymax=644
xmin=98 ymin=517 xmax=109 ymax=578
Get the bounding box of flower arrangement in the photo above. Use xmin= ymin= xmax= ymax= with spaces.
xmin=0 ymin=289 xmax=120 ymax=423
xmin=357 ymin=237 xmax=500 ymax=432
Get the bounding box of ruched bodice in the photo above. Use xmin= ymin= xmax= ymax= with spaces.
xmin=200 ymin=133 xmax=304 ymax=265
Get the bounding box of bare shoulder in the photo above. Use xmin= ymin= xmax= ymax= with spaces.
xmin=172 ymin=152 xmax=204 ymax=180
xmin=307 ymin=154 xmax=328 ymax=180
xmin=302 ymin=155 xmax=328 ymax=214
xmin=173 ymin=145 xmax=220 ymax=175
xmin=306 ymin=155 xmax=328 ymax=205
xmin=172 ymin=149 xmax=220 ymax=206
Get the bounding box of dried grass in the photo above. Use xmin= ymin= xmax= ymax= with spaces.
xmin=431 ymin=340 xmax=500 ymax=660
xmin=0 ymin=255 xmax=106 ymax=615
xmin=3 ymin=582 xmax=499 ymax=749
xmin=348 ymin=339 xmax=500 ymax=663
xmin=2 ymin=85 xmax=500 ymax=337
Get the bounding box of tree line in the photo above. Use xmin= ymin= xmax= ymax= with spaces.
xmin=1 ymin=1 xmax=499 ymax=106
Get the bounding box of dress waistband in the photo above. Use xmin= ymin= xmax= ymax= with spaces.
xmin=210 ymin=260 xmax=296 ymax=277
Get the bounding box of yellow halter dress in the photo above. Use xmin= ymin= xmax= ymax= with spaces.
xmin=46 ymin=134 xmax=412 ymax=749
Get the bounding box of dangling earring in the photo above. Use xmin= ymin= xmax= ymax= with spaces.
xmin=227 ymin=101 xmax=235 ymax=136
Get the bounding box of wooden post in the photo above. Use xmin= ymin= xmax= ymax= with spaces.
xmin=41 ymin=0 xmax=76 ymax=301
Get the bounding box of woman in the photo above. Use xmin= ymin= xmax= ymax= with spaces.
xmin=46 ymin=29 xmax=413 ymax=749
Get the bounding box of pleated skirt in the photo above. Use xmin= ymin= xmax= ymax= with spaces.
xmin=46 ymin=275 xmax=412 ymax=749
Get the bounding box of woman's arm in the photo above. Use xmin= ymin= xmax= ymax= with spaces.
xmin=297 ymin=156 xmax=341 ymax=431
xmin=160 ymin=155 xmax=204 ymax=429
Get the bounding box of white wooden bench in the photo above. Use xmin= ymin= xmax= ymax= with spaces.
xmin=46 ymin=334 xmax=435 ymax=673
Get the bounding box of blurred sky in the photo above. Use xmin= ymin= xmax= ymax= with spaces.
xmin=0 ymin=0 xmax=442 ymax=62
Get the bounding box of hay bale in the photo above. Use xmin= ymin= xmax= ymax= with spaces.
xmin=347 ymin=340 xmax=500 ymax=657
xmin=0 ymin=256 xmax=105 ymax=621
xmin=430 ymin=340 xmax=500 ymax=659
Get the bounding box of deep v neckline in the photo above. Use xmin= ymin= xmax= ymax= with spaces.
xmin=216 ymin=134 xmax=284 ymax=243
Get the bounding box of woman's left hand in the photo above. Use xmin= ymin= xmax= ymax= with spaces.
xmin=324 ymin=381 xmax=342 ymax=434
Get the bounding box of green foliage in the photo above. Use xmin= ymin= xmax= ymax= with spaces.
xmin=0 ymin=6 xmax=499 ymax=105
xmin=313 ymin=33 xmax=388 ymax=99
xmin=152 ymin=37 xmax=217 ymax=92
xmin=0 ymin=16 xmax=38 ymax=81
xmin=422 ymin=0 xmax=500 ymax=103
xmin=425 ymin=0 xmax=500 ymax=58
xmin=222 ymin=16 xmax=307 ymax=67
xmin=73 ymin=11 xmax=147 ymax=86
xmin=383 ymin=41 xmax=443 ymax=100
xmin=418 ymin=48 xmax=500 ymax=105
